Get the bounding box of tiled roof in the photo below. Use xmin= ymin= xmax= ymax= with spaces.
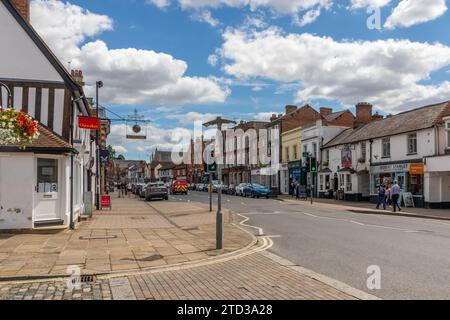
xmin=0 ymin=123 xmax=72 ymax=150
xmin=324 ymin=101 xmax=450 ymax=148
xmin=323 ymin=111 xmax=347 ymax=122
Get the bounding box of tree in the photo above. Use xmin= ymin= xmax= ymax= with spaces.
xmin=107 ymin=145 xmax=116 ymax=159
xmin=117 ymin=154 xmax=125 ymax=160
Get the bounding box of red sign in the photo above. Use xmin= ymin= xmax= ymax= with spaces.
xmin=101 ymin=195 xmax=111 ymax=209
xmin=78 ymin=116 xmax=100 ymax=130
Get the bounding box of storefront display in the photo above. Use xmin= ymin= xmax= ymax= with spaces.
xmin=370 ymin=162 xmax=424 ymax=206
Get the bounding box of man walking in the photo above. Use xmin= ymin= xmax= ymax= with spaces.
xmin=391 ymin=180 xmax=402 ymax=212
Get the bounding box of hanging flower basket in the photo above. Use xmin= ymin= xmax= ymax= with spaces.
xmin=0 ymin=107 xmax=39 ymax=146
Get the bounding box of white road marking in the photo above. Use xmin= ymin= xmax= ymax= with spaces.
xmin=301 ymin=212 xmax=422 ymax=234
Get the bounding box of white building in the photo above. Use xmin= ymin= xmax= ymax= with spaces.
xmin=322 ymin=101 xmax=450 ymax=208
xmin=0 ymin=0 xmax=96 ymax=229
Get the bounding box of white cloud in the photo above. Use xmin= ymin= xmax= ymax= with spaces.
xmin=293 ymin=7 xmax=322 ymax=26
xmin=167 ymin=111 xmax=222 ymax=123
xmin=107 ymin=123 xmax=192 ymax=156
xmin=112 ymin=145 xmax=128 ymax=154
xmin=190 ymin=9 xmax=220 ymax=26
xmin=30 ymin=0 xmax=113 ymax=64
xmin=350 ymin=0 xmax=391 ymax=9
xmin=146 ymin=0 xmax=171 ymax=9
xmin=249 ymin=112 xmax=278 ymax=121
xmin=149 ymin=0 xmax=333 ymax=26
xmin=216 ymin=27 xmax=450 ymax=112
xmin=31 ymin=0 xmax=229 ymax=106
xmin=384 ymin=0 xmax=447 ymax=29
xmin=208 ymin=54 xmax=219 ymax=66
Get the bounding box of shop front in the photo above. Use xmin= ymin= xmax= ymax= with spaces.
xmin=370 ymin=161 xmax=425 ymax=207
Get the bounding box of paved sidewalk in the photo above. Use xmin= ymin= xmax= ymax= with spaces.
xmin=0 ymin=252 xmax=357 ymax=300
xmin=278 ymin=196 xmax=450 ymax=220
xmin=0 ymin=195 xmax=253 ymax=278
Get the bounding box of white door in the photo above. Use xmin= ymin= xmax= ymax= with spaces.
xmin=34 ymin=157 xmax=61 ymax=221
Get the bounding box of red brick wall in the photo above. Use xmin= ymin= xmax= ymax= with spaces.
xmin=281 ymin=105 xmax=320 ymax=133
xmin=326 ymin=111 xmax=355 ymax=127
xmin=11 ymin=0 xmax=30 ymax=22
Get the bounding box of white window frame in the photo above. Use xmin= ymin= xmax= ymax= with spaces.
xmin=446 ymin=120 xmax=450 ymax=149
xmin=382 ymin=137 xmax=391 ymax=158
xmin=407 ymin=133 xmax=417 ymax=155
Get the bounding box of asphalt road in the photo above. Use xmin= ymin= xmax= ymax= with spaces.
xmin=165 ymin=190 xmax=450 ymax=300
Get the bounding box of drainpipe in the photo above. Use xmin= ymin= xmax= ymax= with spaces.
xmin=69 ymin=99 xmax=75 ymax=230
xmin=70 ymin=96 xmax=84 ymax=229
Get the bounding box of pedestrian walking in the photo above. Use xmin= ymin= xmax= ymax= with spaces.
xmin=376 ymin=184 xmax=386 ymax=210
xmin=391 ymin=180 xmax=402 ymax=212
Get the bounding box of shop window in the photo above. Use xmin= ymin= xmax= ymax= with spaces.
xmin=346 ymin=174 xmax=352 ymax=192
xmin=382 ymin=138 xmax=391 ymax=158
xmin=285 ymin=147 xmax=290 ymax=162
xmin=407 ymin=133 xmax=417 ymax=155
xmin=319 ymin=175 xmax=324 ymax=191
xmin=293 ymin=145 xmax=298 ymax=160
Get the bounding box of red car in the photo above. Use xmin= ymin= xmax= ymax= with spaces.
xmin=171 ymin=180 xmax=188 ymax=195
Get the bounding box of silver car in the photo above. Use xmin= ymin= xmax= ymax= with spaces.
xmin=235 ymin=183 xmax=250 ymax=196
xmin=145 ymin=183 xmax=169 ymax=201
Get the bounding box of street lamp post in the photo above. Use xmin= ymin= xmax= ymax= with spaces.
xmin=95 ymin=81 xmax=103 ymax=210
xmin=203 ymin=117 xmax=236 ymax=250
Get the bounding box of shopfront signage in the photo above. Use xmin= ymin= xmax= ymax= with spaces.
xmin=401 ymin=192 xmax=415 ymax=208
xmin=78 ymin=116 xmax=100 ymax=130
xmin=370 ymin=163 xmax=409 ymax=174
xmin=409 ymin=163 xmax=424 ymax=175
xmin=101 ymin=195 xmax=111 ymax=210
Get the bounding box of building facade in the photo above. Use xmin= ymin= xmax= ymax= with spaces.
xmin=0 ymin=0 xmax=98 ymax=230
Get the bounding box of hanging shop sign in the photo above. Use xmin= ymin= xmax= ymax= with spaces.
xmin=78 ymin=116 xmax=100 ymax=130
xmin=341 ymin=145 xmax=352 ymax=168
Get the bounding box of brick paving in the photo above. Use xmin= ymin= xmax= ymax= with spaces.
xmin=0 ymin=252 xmax=356 ymax=300
xmin=0 ymin=195 xmax=253 ymax=277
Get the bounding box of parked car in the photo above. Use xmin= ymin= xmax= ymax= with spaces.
xmin=235 ymin=183 xmax=250 ymax=196
xmin=243 ymin=183 xmax=271 ymax=199
xmin=171 ymin=180 xmax=188 ymax=195
xmin=212 ymin=183 xmax=228 ymax=193
xmin=196 ymin=183 xmax=205 ymax=191
xmin=135 ymin=183 xmax=146 ymax=197
xmin=227 ymin=184 xmax=236 ymax=195
xmin=145 ymin=183 xmax=169 ymax=201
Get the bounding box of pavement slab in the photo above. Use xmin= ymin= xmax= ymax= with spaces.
xmin=0 ymin=194 xmax=253 ymax=278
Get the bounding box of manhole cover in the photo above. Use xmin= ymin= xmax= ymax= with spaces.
xmin=80 ymin=275 xmax=96 ymax=283
xmin=79 ymin=235 xmax=118 ymax=240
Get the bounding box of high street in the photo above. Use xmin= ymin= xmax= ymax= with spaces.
xmin=175 ymin=191 xmax=450 ymax=300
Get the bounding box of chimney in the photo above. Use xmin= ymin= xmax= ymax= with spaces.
xmin=270 ymin=114 xmax=278 ymax=122
xmin=11 ymin=0 xmax=30 ymax=22
xmin=285 ymin=105 xmax=297 ymax=115
xmin=71 ymin=69 xmax=85 ymax=86
xmin=355 ymin=102 xmax=373 ymax=126
xmin=320 ymin=107 xmax=333 ymax=116
xmin=372 ymin=112 xmax=384 ymax=121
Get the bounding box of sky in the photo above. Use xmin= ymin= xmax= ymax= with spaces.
xmin=28 ymin=0 xmax=450 ymax=160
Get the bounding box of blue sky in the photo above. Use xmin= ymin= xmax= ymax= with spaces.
xmin=29 ymin=0 xmax=450 ymax=159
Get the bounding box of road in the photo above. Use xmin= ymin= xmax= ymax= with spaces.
xmin=166 ymin=190 xmax=450 ymax=300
